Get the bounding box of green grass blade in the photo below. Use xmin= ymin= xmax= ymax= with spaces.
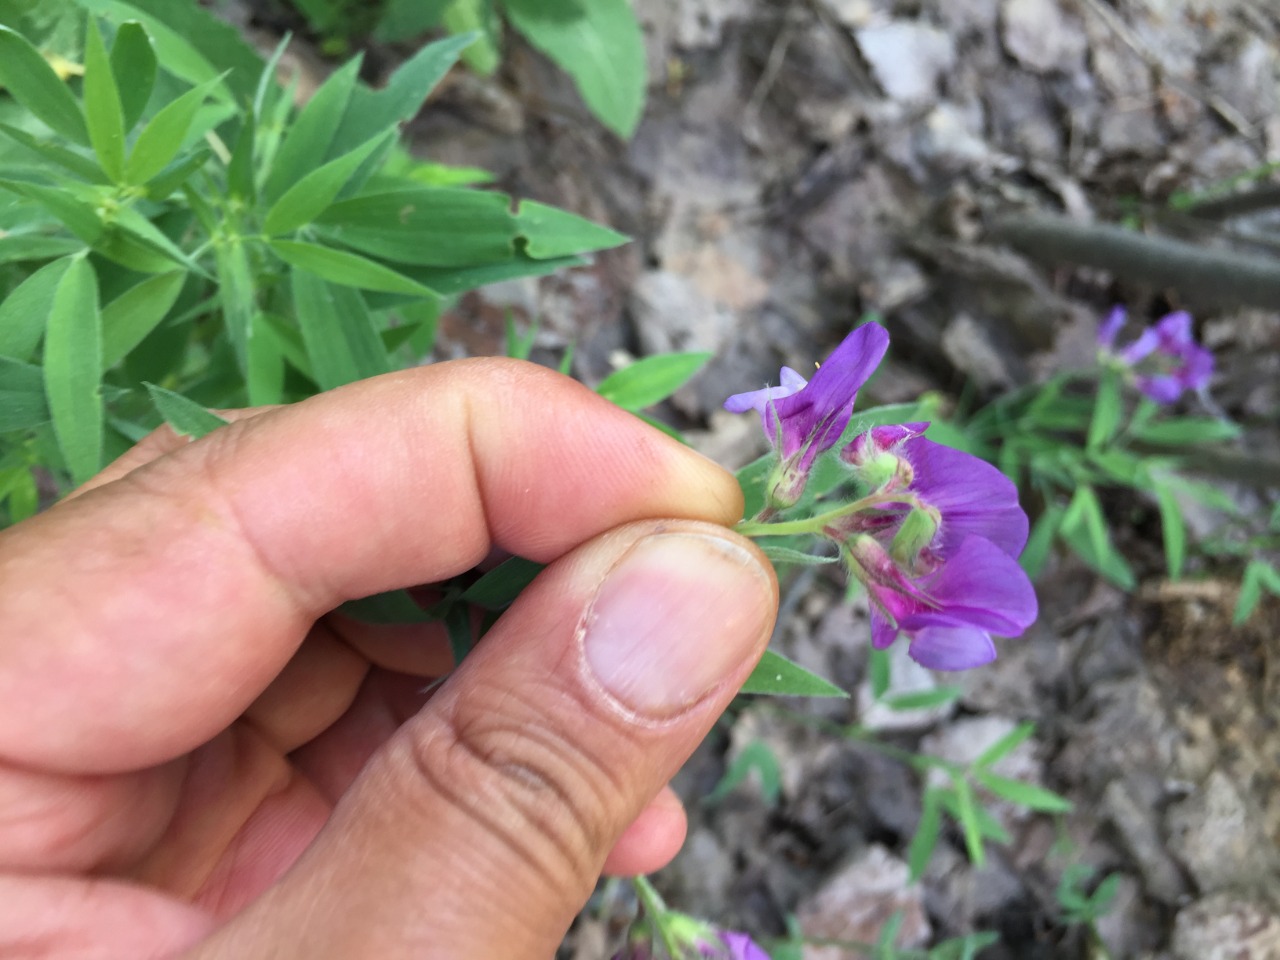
xmin=43 ymin=258 xmax=103 ymax=485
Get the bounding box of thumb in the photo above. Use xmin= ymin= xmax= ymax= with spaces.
xmin=192 ymin=520 xmax=777 ymax=960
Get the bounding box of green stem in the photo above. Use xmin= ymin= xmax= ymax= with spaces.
xmin=631 ymin=876 xmax=680 ymax=958
xmin=737 ymin=490 xmax=926 ymax=539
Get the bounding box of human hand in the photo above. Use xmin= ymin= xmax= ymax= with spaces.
xmin=0 ymin=359 xmax=778 ymax=959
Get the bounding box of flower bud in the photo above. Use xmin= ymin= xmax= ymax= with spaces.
xmin=890 ymin=504 xmax=940 ymax=569
xmin=764 ymin=453 xmax=809 ymax=509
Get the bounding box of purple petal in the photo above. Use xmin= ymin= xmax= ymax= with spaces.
xmin=1135 ymin=374 xmax=1182 ymax=404
xmin=778 ymin=367 xmax=808 ymax=392
xmin=902 ymin=438 xmax=1029 ymax=557
xmin=911 ymin=537 xmax=1038 ymax=636
xmin=1097 ymin=306 xmax=1126 ymax=349
xmin=904 ymin=618 xmax=998 ymax=670
xmin=1119 ymin=327 xmax=1159 ymax=365
xmin=842 ymin=421 xmax=929 ymax=465
xmin=1177 ymin=343 xmax=1214 ymax=390
xmin=1154 ymin=310 xmax=1193 ymax=350
xmin=716 ymin=931 xmax=772 ymax=960
xmin=870 ymin=609 xmax=898 ymax=649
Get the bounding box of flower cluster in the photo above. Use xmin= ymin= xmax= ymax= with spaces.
xmin=727 ymin=323 xmax=1037 ymax=670
xmin=1098 ymin=307 xmax=1213 ymax=404
xmin=613 ymin=908 xmax=770 ymax=959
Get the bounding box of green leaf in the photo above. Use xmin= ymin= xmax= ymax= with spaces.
xmin=459 ymin=556 xmax=544 ymax=609
xmin=596 ymin=352 xmax=711 ymax=411
xmin=43 ymin=257 xmax=102 ymax=485
xmin=0 ymin=256 xmax=72 ymax=361
xmin=445 ymin=602 xmax=473 ymax=666
xmin=215 ymin=237 xmax=255 ymax=370
xmin=246 ymin=312 xmax=284 ymax=406
xmin=443 ymin=1 xmax=500 ymax=74
xmin=1234 ymin=559 xmax=1280 ymax=626
xmin=0 ymin=25 xmax=88 ymax=144
xmin=110 ymin=20 xmax=157 ymax=132
xmin=330 ymin=33 xmax=476 ymax=158
xmin=144 ymin=147 xmax=211 ymax=201
xmin=0 ymin=123 xmax=106 ymax=182
xmin=908 ymin=785 xmax=943 ymax=881
xmin=974 ymin=721 xmax=1035 ymax=769
xmin=503 ymin=0 xmax=646 ymax=138
xmin=973 ymin=770 xmax=1073 ymax=813
xmin=952 ymin=778 xmax=986 ymax=867
xmin=704 ymin=740 xmax=782 ymax=806
xmin=1151 ymin=477 xmax=1187 ymax=580
xmin=264 ymin=133 xmax=394 ymax=236
xmin=83 ymin=18 xmax=128 ymax=182
xmin=0 ymin=355 xmax=50 ymax=431
xmin=375 ymin=253 xmax=585 ymax=300
xmin=1019 ymin=503 xmax=1063 ymax=579
xmin=883 ymin=686 xmax=962 ymax=712
xmin=270 ymin=239 xmax=439 ymax=297
xmin=1060 ymin=486 xmax=1135 ymax=590
xmin=264 ymin=56 xmax=362 ymax=204
xmin=759 ymin=544 xmax=838 ymax=567
xmin=0 ymin=179 xmax=103 ymax=244
xmin=868 ymin=647 xmax=890 ymax=700
xmin=1132 ymin=416 xmax=1242 ymax=446
xmin=1087 ymin=369 xmax=1122 ymax=451
xmin=0 ymin=234 xmax=83 ymax=265
xmin=740 ymin=650 xmax=847 ymax=698
xmin=315 ymin=187 xmax=517 ymax=265
xmin=125 ymin=75 xmax=222 ymax=185
xmin=143 ymin=382 xmax=227 ymax=439
xmin=515 ymin=199 xmax=629 ymax=258
xmin=100 ymin=270 xmax=185 ymax=369
xmin=225 ymin=106 xmax=257 ymax=203
xmin=289 ymin=271 xmax=391 ymax=390
xmin=339 ymin=588 xmax=437 ymax=624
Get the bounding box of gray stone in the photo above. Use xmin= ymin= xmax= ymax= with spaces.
xmin=855 ymin=22 xmax=957 ymax=104
xmin=1172 ymin=893 xmax=1280 ymax=960
xmin=1000 ymin=0 xmax=1088 ymax=74
xmin=941 ymin=312 xmax=1020 ymax=390
xmin=798 ymin=846 xmax=931 ymax=957
xmin=1167 ymin=771 xmax=1280 ymax=893
xmin=1101 ymin=779 xmax=1190 ymax=905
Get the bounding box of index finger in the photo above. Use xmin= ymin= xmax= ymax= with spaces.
xmin=0 ymin=359 xmax=742 ymax=773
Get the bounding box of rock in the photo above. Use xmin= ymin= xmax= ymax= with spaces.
xmin=798 ymin=846 xmax=931 ymax=957
xmin=1101 ymin=779 xmax=1190 ymax=905
xmin=1056 ymin=677 xmax=1178 ymax=793
xmin=1167 ymin=771 xmax=1280 ymax=894
xmin=923 ymin=844 xmax=1026 ymax=933
xmin=941 ymin=312 xmax=1021 ymax=390
xmin=1171 ymin=893 xmax=1280 ymax=960
xmin=1000 ymin=0 xmax=1088 ymax=75
xmin=1093 ymin=873 xmax=1167 ymax=959
xmin=855 ymin=22 xmax=956 ymax=104
xmin=672 ymin=0 xmax=753 ymax=50
xmin=631 ymin=270 xmax=738 ymax=357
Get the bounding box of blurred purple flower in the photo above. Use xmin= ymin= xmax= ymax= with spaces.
xmin=1098 ymin=307 xmax=1214 ymax=404
xmin=848 ymin=535 xmax=1038 ymax=670
xmin=699 ymin=930 xmax=772 ymax=960
xmin=725 ymin=323 xmax=890 ymax=475
xmin=614 ymin=925 xmax=771 ymax=960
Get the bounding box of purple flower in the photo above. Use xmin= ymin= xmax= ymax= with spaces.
xmin=615 ymin=925 xmax=771 ymax=960
xmin=1098 ymin=308 xmax=1214 ymax=404
xmin=842 ymin=424 xmax=1029 ymax=560
xmin=848 ymin=535 xmax=1038 ymax=670
xmin=696 ymin=931 xmax=771 ymax=960
xmin=725 ymin=323 xmax=890 ymax=476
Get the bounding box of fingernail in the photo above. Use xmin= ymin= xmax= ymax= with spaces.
xmin=581 ymin=531 xmax=774 ymax=718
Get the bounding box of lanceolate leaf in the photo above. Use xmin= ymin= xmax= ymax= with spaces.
xmin=502 ymin=0 xmax=646 ymax=138
xmin=973 ymin=770 xmax=1073 ymax=813
xmin=443 ymin=1 xmax=500 ymax=74
xmin=263 ymin=133 xmax=393 ymax=236
xmin=270 ymin=240 xmax=438 ymax=297
xmin=0 ymin=124 xmax=107 ymax=183
xmin=264 ymin=56 xmax=362 ymax=205
xmin=110 ymin=20 xmax=157 ymax=132
xmin=0 ymin=235 xmax=84 ymax=265
xmin=0 ymin=179 xmax=103 ymax=244
xmin=0 ymin=357 xmax=51 ymax=431
xmin=43 ymin=257 xmax=103 ymax=485
xmin=595 ymin=352 xmax=710 ymax=411
xmin=516 ymin=200 xmax=629 ymax=258
xmin=0 ymin=257 xmax=72 ymax=361
xmin=1151 ymin=476 xmax=1187 ymax=580
xmin=0 ymin=25 xmax=89 ymax=144
xmin=214 ymin=237 xmax=255 ymax=371
xmin=290 ymin=271 xmax=391 ymax=390
xmin=100 ymin=271 xmax=186 ymax=369
xmin=740 ymin=650 xmax=847 ymax=698
xmin=126 ymin=76 xmax=223 ymax=185
xmin=144 ymin=382 xmax=228 ymax=439
xmin=83 ymin=18 xmax=128 ymax=182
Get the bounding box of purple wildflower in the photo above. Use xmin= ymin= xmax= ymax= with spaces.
xmin=842 ymin=423 xmax=1029 ymax=560
xmin=614 ymin=924 xmax=771 ymax=960
xmin=1098 ymin=307 xmax=1214 ymax=404
xmin=848 ymin=535 xmax=1038 ymax=670
xmin=725 ymin=323 xmax=890 ymax=482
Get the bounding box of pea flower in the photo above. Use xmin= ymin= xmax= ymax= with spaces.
xmin=846 ymin=534 xmax=1038 ymax=670
xmin=613 ymin=920 xmax=771 ymax=960
xmin=725 ymin=322 xmax=890 ymax=507
xmin=1098 ymin=307 xmax=1213 ymax=404
xmin=843 ymin=423 xmax=1028 ymax=559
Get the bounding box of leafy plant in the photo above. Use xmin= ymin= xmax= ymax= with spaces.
xmin=0 ymin=3 xmax=629 ymax=515
xmin=282 ymin=0 xmax=648 ymax=138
